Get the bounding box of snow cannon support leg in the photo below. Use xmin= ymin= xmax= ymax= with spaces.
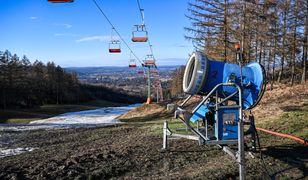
xmin=163 ymin=120 xmax=168 ymax=150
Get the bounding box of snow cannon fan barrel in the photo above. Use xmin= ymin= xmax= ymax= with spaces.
xmin=182 ymin=51 xmax=266 ymax=110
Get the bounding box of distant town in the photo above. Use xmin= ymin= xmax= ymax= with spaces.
xmin=65 ymin=66 xmax=179 ymax=97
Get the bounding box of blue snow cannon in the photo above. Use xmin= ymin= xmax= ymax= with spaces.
xmin=182 ymin=51 xmax=266 ymax=110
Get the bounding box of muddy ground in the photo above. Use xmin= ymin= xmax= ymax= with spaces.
xmin=0 ymin=83 xmax=308 ymax=179
xmin=0 ymin=122 xmax=307 ymax=179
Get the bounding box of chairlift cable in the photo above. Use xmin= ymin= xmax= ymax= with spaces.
xmin=136 ymin=0 xmax=163 ymax=102
xmin=136 ymin=0 xmax=144 ymax=24
xmin=136 ymin=0 xmax=156 ymax=65
xmin=92 ymin=0 xmax=144 ymax=67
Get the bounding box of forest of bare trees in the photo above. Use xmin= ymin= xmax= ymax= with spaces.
xmin=0 ymin=50 xmax=143 ymax=109
xmin=185 ymin=0 xmax=307 ymax=86
xmin=170 ymin=66 xmax=185 ymax=97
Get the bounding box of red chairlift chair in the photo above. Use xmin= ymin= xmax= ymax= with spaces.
xmin=128 ymin=59 xmax=137 ymax=68
xmin=150 ymin=69 xmax=158 ymax=73
xmin=144 ymin=54 xmax=155 ymax=66
xmin=129 ymin=64 xmax=137 ymax=68
xmin=48 ymin=0 xmax=74 ymax=3
xmin=144 ymin=60 xmax=155 ymax=65
xmin=131 ymin=25 xmax=148 ymax=42
xmin=109 ymin=40 xmax=121 ymax=53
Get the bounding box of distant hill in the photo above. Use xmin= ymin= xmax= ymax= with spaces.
xmin=64 ymin=66 xmax=180 ymax=76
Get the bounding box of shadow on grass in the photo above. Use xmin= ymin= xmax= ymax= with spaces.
xmin=262 ymin=144 xmax=308 ymax=179
xmin=280 ymin=105 xmax=308 ymax=112
xmin=120 ymin=111 xmax=173 ymax=123
xmin=0 ymin=109 xmax=49 ymax=123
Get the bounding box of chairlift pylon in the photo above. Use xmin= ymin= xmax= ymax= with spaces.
xmin=131 ymin=25 xmax=148 ymax=42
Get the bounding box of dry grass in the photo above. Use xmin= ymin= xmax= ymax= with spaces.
xmin=253 ymin=82 xmax=308 ymax=123
xmin=118 ymin=103 xmax=172 ymax=122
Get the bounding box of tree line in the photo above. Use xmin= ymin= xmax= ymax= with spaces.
xmin=185 ymin=0 xmax=307 ymax=86
xmin=0 ymin=50 xmax=143 ymax=109
xmin=169 ymin=66 xmax=185 ymax=98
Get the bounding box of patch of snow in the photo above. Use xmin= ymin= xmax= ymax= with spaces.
xmin=0 ymin=147 xmax=37 ymax=158
xmin=0 ymin=104 xmax=140 ymax=131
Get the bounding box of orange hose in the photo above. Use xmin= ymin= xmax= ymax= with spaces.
xmin=256 ymin=127 xmax=308 ymax=146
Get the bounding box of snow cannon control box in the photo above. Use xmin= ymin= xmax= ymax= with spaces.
xmin=216 ymin=107 xmax=239 ymax=140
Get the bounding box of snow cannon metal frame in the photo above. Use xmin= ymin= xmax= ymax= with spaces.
xmin=163 ymin=51 xmax=266 ymax=180
xmin=182 ymin=51 xmax=266 ymax=110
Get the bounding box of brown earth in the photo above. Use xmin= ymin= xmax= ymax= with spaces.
xmin=253 ymin=83 xmax=308 ymax=122
xmin=0 ymin=83 xmax=307 ymax=179
xmin=0 ymin=125 xmax=271 ymax=180
xmin=118 ymin=103 xmax=171 ymax=122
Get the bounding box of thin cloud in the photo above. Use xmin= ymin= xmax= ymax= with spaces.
xmin=53 ymin=23 xmax=72 ymax=29
xmin=29 ymin=16 xmax=38 ymax=20
xmin=173 ymin=44 xmax=189 ymax=48
xmin=54 ymin=33 xmax=80 ymax=37
xmin=76 ymin=35 xmax=119 ymax=43
xmin=159 ymin=58 xmax=187 ymax=65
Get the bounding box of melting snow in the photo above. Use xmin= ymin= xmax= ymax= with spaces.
xmin=0 ymin=104 xmax=140 ymax=131
xmin=0 ymin=147 xmax=37 ymax=158
xmin=0 ymin=104 xmax=140 ymax=158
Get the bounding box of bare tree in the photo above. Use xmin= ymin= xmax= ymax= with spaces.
xmin=186 ymin=0 xmax=307 ymax=85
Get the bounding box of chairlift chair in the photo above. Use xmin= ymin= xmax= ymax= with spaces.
xmin=137 ymin=71 xmax=144 ymax=74
xmin=144 ymin=54 xmax=155 ymax=66
xmin=109 ymin=40 xmax=121 ymax=53
xmin=128 ymin=59 xmax=137 ymax=68
xmin=150 ymin=69 xmax=158 ymax=73
xmin=131 ymin=25 xmax=148 ymax=42
xmin=144 ymin=60 xmax=155 ymax=66
xmin=48 ymin=0 xmax=74 ymax=3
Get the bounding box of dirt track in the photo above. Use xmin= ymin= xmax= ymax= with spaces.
xmin=1 ymin=122 xmax=307 ymax=179
xmin=0 ymin=125 xmax=236 ymax=179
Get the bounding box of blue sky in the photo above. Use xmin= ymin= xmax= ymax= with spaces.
xmin=0 ymin=0 xmax=194 ymax=67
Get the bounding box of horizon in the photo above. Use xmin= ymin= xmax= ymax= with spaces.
xmin=64 ymin=64 xmax=183 ymax=68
